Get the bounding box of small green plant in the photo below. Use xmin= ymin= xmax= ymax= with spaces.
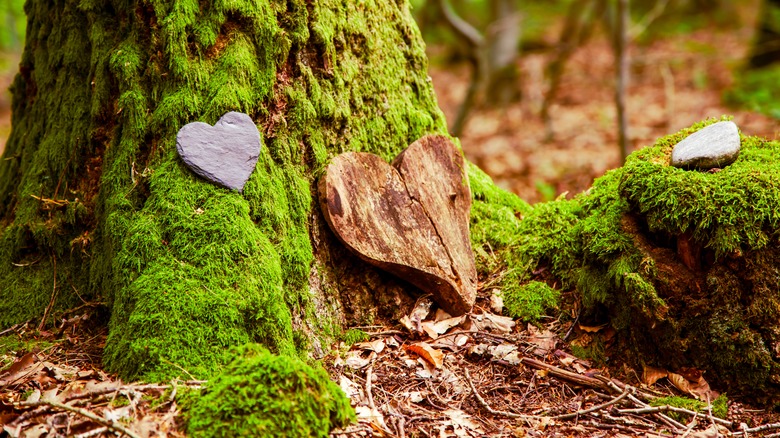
xmin=342 ymin=329 xmax=369 ymax=346
xmin=185 ymin=344 xmax=354 ymax=438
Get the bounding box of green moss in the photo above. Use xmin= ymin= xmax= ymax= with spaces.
xmin=185 ymin=344 xmax=354 ymax=438
xmin=726 ymin=65 xmax=780 ymax=120
xmin=469 ymin=164 xmax=561 ymax=320
xmin=0 ymin=335 xmax=55 ymax=357
xmin=0 ymin=0 xmax=446 ymax=384
xmin=508 ymin=118 xmax=780 ymax=398
xmin=650 ymin=394 xmax=728 ymax=420
xmin=342 ymin=329 xmax=369 ymax=346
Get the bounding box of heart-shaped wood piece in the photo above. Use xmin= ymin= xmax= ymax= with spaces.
xmin=176 ymin=112 xmax=261 ymax=192
xmin=318 ymin=135 xmax=477 ymax=316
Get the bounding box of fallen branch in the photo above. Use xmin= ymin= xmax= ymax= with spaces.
xmin=465 ymin=368 xmax=528 ymax=419
xmin=18 ymin=399 xmax=140 ymax=438
xmin=618 ymin=405 xmax=731 ymax=428
xmin=552 ymin=386 xmax=632 ymax=420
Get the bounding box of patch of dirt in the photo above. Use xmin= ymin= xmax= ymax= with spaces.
xmin=431 ymin=27 xmax=780 ymax=203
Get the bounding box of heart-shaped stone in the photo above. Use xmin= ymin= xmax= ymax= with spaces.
xmin=176 ymin=112 xmax=261 ymax=192
xmin=318 ymin=135 xmax=477 ymax=316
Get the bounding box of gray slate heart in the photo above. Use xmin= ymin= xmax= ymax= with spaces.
xmin=671 ymin=121 xmax=740 ymax=170
xmin=176 ymin=112 xmax=261 ymax=192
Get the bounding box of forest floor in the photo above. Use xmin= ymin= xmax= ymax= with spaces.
xmin=2 ymin=22 xmax=780 ymax=438
xmin=431 ymin=26 xmax=780 ymax=203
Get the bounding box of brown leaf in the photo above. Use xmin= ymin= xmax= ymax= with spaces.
xmin=642 ymin=365 xmax=669 ymax=386
xmin=578 ymin=323 xmax=608 ymax=333
xmin=0 ymin=352 xmax=39 ymax=388
xmin=688 ymin=375 xmax=720 ymax=402
xmin=668 ymin=372 xmax=692 ymax=394
xmin=527 ymin=324 xmax=556 ymax=357
xmin=354 ymin=339 xmax=386 ymax=353
xmin=405 ymin=342 xmax=444 ymax=368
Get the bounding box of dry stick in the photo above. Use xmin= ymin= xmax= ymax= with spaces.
xmin=552 ymin=386 xmax=632 ymax=420
xmin=733 ymin=422 xmax=780 ymax=436
xmin=365 ymin=366 xmax=393 ymax=435
xmin=679 ymin=411 xmax=699 ymax=438
xmin=618 ymin=405 xmax=731 ymax=428
xmin=520 ymin=357 xmax=610 ymax=391
xmin=595 ymin=375 xmax=687 ymax=431
xmin=19 ymin=399 xmax=140 ymax=438
xmin=465 ymin=368 xmax=527 ymax=419
xmin=38 ymin=253 xmax=58 ymax=332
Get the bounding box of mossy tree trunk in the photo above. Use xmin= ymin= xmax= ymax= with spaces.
xmin=0 ymin=0 xmax=453 ymax=381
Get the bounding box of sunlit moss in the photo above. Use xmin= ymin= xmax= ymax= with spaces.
xmin=184 ymin=345 xmax=353 ymax=438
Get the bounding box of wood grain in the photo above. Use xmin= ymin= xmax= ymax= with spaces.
xmin=318 ymin=135 xmax=477 ymax=315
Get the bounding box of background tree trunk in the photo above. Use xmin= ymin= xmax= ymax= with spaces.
xmin=749 ymin=0 xmax=780 ymax=69
xmin=0 ymin=0 xmax=449 ymax=381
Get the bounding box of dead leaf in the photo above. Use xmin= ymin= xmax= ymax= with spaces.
xmin=444 ymin=408 xmax=483 ymax=435
xmin=578 ymin=323 xmax=608 ymax=333
xmin=345 ymin=350 xmax=375 ymax=369
xmin=488 ymin=344 xmax=518 ymax=362
xmin=421 ymin=315 xmax=467 ymax=340
xmin=432 ymin=333 xmax=470 ymax=351
xmin=339 ymin=375 xmax=361 ymax=399
xmin=642 ymin=365 xmax=669 ymax=386
xmin=354 ymin=339 xmax=385 ymax=354
xmin=470 ymin=313 xmax=515 ymax=333
xmin=527 ymin=324 xmax=557 ymax=357
xmin=0 ymin=352 xmax=39 ymax=387
xmin=405 ymin=342 xmax=444 ymax=368
xmin=667 ymin=372 xmax=692 ymax=394
xmin=490 ymin=289 xmax=504 ymax=314
xmin=18 ymin=423 xmax=47 ymax=438
xmin=25 ymin=389 xmax=41 ymax=403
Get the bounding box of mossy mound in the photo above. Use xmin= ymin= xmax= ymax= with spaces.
xmin=520 ymin=118 xmax=780 ymax=399
xmin=185 ymin=344 xmax=353 ymax=438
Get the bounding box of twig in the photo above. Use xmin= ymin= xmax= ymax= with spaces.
xmin=465 ymin=368 xmax=529 ymax=419
xmin=596 ymin=375 xmax=687 ymax=431
xmin=552 ymin=386 xmax=632 ymax=420
xmin=617 ymin=405 xmax=732 ymax=428
xmin=11 ymin=257 xmax=42 ymax=267
xmin=733 ymin=422 xmax=780 ymax=435
xmin=18 ymin=399 xmax=141 ymax=438
xmin=520 ymin=356 xmax=610 ymax=391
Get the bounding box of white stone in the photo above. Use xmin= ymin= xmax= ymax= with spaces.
xmin=671 ymin=121 xmax=740 ymax=170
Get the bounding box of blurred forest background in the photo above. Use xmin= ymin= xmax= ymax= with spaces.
xmin=0 ymin=0 xmax=778 ymax=203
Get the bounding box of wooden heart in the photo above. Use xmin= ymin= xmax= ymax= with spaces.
xmin=318 ymin=135 xmax=477 ymax=316
xmin=176 ymin=112 xmax=261 ymax=192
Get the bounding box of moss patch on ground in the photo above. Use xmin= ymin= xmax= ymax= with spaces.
xmin=184 ymin=344 xmax=353 ymax=438
xmin=511 ymin=118 xmax=780 ymax=399
xmin=650 ymin=395 xmax=728 ymax=420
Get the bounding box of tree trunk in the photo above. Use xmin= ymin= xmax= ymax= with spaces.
xmin=749 ymin=0 xmax=780 ymax=69
xmin=0 ymin=0 xmax=449 ymax=382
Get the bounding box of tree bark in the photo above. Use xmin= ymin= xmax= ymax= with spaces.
xmin=0 ymin=0 xmax=448 ymax=381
